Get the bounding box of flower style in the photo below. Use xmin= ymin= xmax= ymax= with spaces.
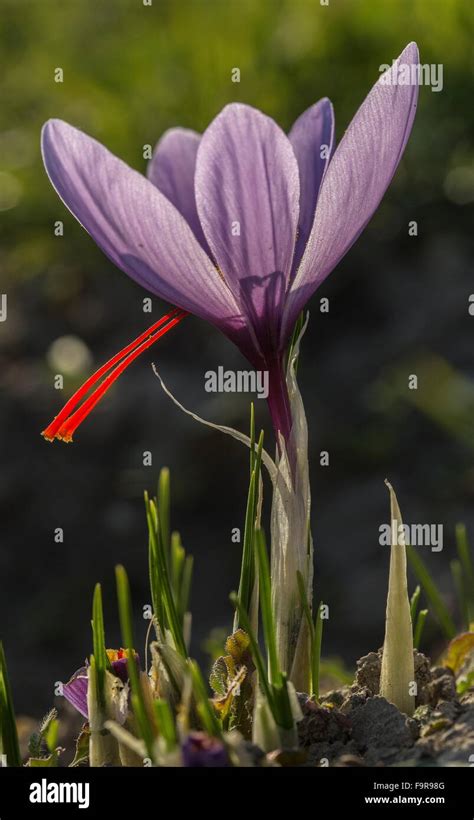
xmin=41 ymin=43 xmax=418 ymax=443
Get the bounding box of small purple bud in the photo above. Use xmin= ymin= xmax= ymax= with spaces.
xmin=181 ymin=731 xmax=229 ymax=768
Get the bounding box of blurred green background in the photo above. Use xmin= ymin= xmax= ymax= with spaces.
xmin=1 ymin=0 xmax=473 ymax=713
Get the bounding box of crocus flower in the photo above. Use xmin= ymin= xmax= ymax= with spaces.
xmin=41 ymin=43 xmax=418 ymax=444
xmin=61 ymin=649 xmax=138 ymax=719
xmin=181 ymin=731 xmax=229 ymax=767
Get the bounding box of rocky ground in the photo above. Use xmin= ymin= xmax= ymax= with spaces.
xmin=296 ymin=649 xmax=474 ymax=767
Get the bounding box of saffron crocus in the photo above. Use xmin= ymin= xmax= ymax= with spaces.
xmin=62 ymin=649 xmax=138 ymax=719
xmin=41 ymin=43 xmax=418 ymax=444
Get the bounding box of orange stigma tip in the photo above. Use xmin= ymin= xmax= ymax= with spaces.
xmin=41 ymin=308 xmax=187 ymax=443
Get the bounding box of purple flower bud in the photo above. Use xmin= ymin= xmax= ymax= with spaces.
xmin=181 ymin=732 xmax=229 ymax=768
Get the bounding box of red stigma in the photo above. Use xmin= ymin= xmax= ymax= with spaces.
xmin=42 ymin=308 xmax=187 ymax=443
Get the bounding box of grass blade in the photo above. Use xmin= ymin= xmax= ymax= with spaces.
xmin=158 ymin=467 xmax=171 ymax=565
xmin=188 ymin=660 xmax=222 ymax=737
xmin=456 ymin=523 xmax=474 ymax=624
xmin=179 ymin=553 xmax=193 ymax=622
xmin=410 ymin=585 xmax=421 ymax=625
xmin=115 ymin=565 xmax=154 ymax=755
xmin=147 ymin=491 xmax=164 ymax=629
xmin=154 ymin=699 xmax=177 ymax=750
xmin=249 ymin=402 xmax=255 ymax=476
xmin=171 ymin=531 xmax=185 ymax=605
xmin=450 ymin=559 xmax=470 ymax=631
xmin=230 ymin=592 xmax=274 ymax=713
xmin=91 ymin=583 xmax=109 ymax=708
xmin=407 ymin=544 xmax=456 ymax=638
xmin=313 ymin=602 xmax=324 ymax=701
xmin=297 ymin=570 xmax=315 ymax=695
xmin=0 ymin=642 xmax=21 ymax=767
xmin=255 ymin=530 xmax=280 ymax=685
xmin=235 ymin=430 xmax=264 ymax=629
xmin=145 ymin=496 xmax=187 ymax=657
xmin=414 ymin=609 xmax=428 ymax=649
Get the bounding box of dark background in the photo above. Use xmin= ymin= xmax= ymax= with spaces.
xmin=1 ymin=0 xmax=473 ymax=715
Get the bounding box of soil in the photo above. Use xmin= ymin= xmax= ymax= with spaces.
xmin=297 ymin=649 xmax=474 ymax=767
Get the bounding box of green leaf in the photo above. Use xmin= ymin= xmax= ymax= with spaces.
xmin=410 ymin=585 xmax=421 ymax=624
xmin=145 ymin=496 xmax=187 ymax=657
xmin=208 ymin=629 xmax=253 ymax=733
xmin=179 ymin=553 xmax=193 ymax=623
xmin=456 ymin=523 xmax=474 ymax=625
xmin=0 ymin=641 xmax=21 ymax=767
xmin=115 ymin=565 xmax=155 ymax=757
xmin=147 ymin=491 xmax=164 ymax=629
xmin=91 ymin=583 xmax=109 ymax=708
xmin=249 ymin=402 xmax=255 ymax=475
xmin=407 ymin=544 xmax=456 ymax=638
xmin=211 ymin=665 xmax=247 ymax=723
xmin=287 ymin=311 xmax=305 ymax=375
xmin=209 ymin=656 xmax=228 ymax=697
xmin=69 ymin=724 xmax=90 ymax=767
xmin=235 ymin=430 xmax=264 ymax=630
xmin=255 ymin=529 xmax=280 ymax=685
xmin=230 ymin=592 xmax=274 ymax=713
xmin=224 ymin=629 xmax=250 ymax=662
xmin=28 ymin=752 xmax=60 ymax=767
xmin=158 ymin=467 xmax=171 ymax=565
xmin=450 ymin=559 xmax=470 ymax=631
xmin=171 ymin=531 xmax=185 ymax=604
xmin=312 ymin=602 xmax=324 ymax=701
xmin=44 ymin=719 xmax=59 ymax=755
xmin=414 ymin=609 xmax=428 ymax=649
xmin=297 ymin=570 xmax=316 ymax=696
xmin=188 ymin=660 xmax=222 ymax=738
xmin=154 ymin=699 xmax=177 ymax=750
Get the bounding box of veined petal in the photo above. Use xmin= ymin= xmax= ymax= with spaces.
xmin=62 ymin=667 xmax=88 ymax=719
xmin=147 ymin=127 xmax=210 ymax=252
xmin=195 ymin=103 xmax=300 ymax=356
xmin=41 ymin=120 xmax=240 ymax=333
xmin=289 ymin=98 xmax=335 ymax=274
xmin=283 ymin=42 xmax=419 ymax=340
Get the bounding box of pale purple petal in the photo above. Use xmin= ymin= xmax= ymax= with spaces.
xmin=147 ymin=128 xmax=210 ymax=252
xmin=41 ymin=120 xmax=241 ymax=335
xmin=195 ymin=103 xmax=300 ymax=357
xmin=62 ymin=668 xmax=88 ymax=719
xmin=283 ymin=42 xmax=419 ymax=340
xmin=289 ymin=98 xmax=335 ymax=273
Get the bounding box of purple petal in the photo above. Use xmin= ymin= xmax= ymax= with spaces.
xmin=62 ymin=667 xmax=88 ymax=719
xmin=111 ymin=652 xmax=140 ymax=683
xmin=41 ymin=120 xmax=240 ymax=333
xmin=195 ymin=103 xmax=300 ymax=358
xmin=181 ymin=731 xmax=229 ymax=767
xmin=147 ymin=128 xmax=210 ymax=253
xmin=289 ymin=98 xmax=335 ymax=274
xmin=283 ymin=42 xmax=419 ymax=340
